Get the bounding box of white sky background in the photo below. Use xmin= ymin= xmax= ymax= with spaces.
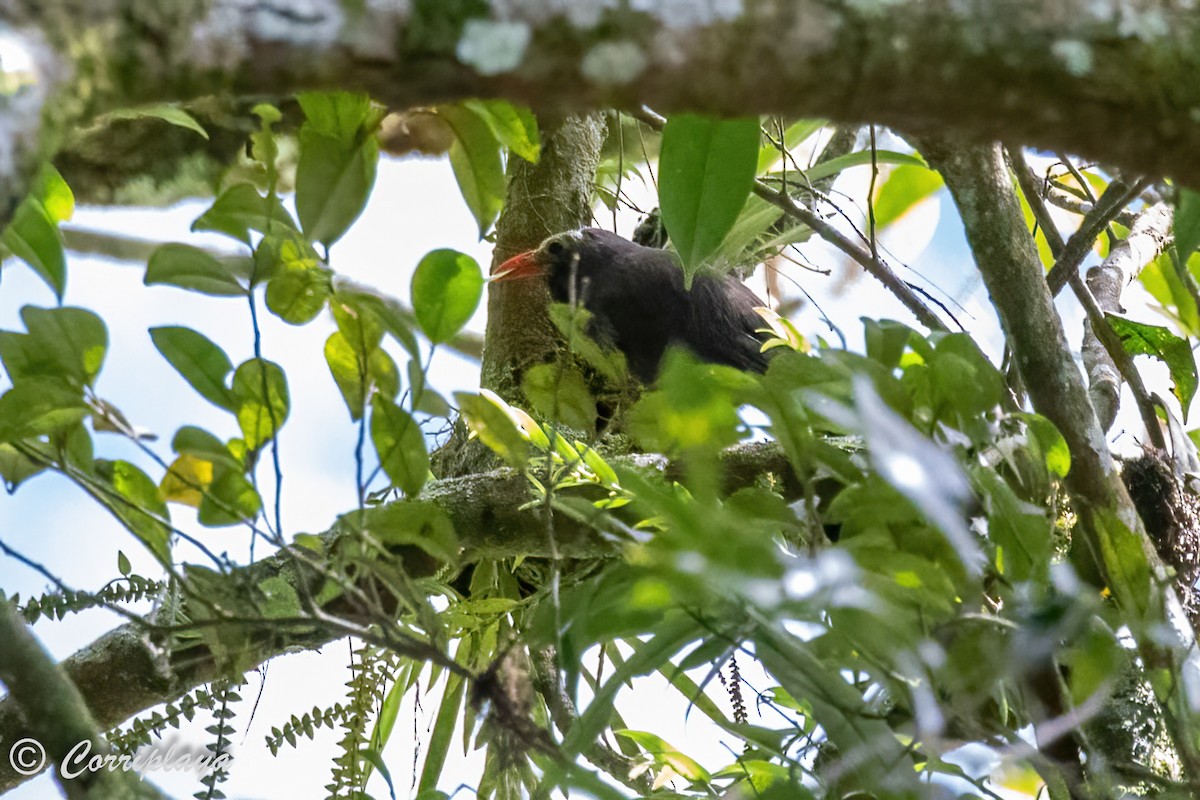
xmin=0 ymin=141 xmax=1172 ymax=799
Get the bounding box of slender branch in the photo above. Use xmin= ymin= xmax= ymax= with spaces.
xmin=1010 ymin=147 xmax=1170 ymax=446
xmin=751 ymin=183 xmax=947 ymax=332
xmin=1045 ymin=178 xmax=1151 ymax=295
xmin=1078 ymin=203 xmax=1173 ymax=439
xmin=529 ymin=647 xmax=651 ymax=794
xmin=1070 ymin=271 xmax=1166 ymax=450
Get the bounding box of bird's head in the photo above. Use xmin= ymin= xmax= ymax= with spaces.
xmin=491 ymin=228 xmax=626 ymax=302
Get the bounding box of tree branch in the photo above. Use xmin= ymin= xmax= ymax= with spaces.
xmin=1009 ymin=147 xmax=1169 ymax=447
xmin=0 ymin=441 xmax=801 ymax=793
xmin=6 ymin=0 xmax=1200 ymax=216
xmin=1078 ymin=203 xmax=1173 ymax=438
xmin=0 ymin=599 xmax=166 ymax=798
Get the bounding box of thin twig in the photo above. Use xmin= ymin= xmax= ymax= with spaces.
xmin=1045 ymin=177 xmax=1152 ymax=295
xmin=752 ymin=183 xmax=947 ymax=331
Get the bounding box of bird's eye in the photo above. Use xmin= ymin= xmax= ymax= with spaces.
xmin=546 ymin=240 xmax=566 ymax=258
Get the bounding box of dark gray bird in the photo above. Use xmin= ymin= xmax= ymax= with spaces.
xmin=492 ymin=228 xmax=772 ymax=382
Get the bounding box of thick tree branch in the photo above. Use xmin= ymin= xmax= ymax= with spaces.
xmin=918 ymin=135 xmax=1200 ymax=782
xmin=923 ymin=137 xmax=1200 ymax=780
xmin=1044 ymin=179 xmax=1152 ymax=296
xmin=0 ymin=600 xmax=165 ymax=798
xmin=0 ymin=442 xmax=799 ymax=793
xmin=918 ymin=137 xmax=1158 ymax=581
xmin=6 ymin=0 xmax=1200 ymax=215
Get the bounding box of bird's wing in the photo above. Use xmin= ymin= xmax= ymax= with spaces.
xmin=686 ymin=277 xmax=772 ymax=373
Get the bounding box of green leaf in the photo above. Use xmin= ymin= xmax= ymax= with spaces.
xmin=1141 ymin=252 xmax=1200 ymax=337
xmin=3 ymin=166 xmax=73 ymax=297
xmin=522 ymin=363 xmax=597 ymax=432
xmin=106 ymin=104 xmax=209 ymax=139
xmin=94 ymin=459 xmax=172 ymax=566
xmin=150 ymin=326 xmax=235 ymax=410
xmin=192 ymin=183 xmax=297 ymax=246
xmin=462 ymin=99 xmax=540 ymax=163
xmin=171 ymin=426 xmax=240 ymax=467
xmin=230 ymin=359 xmax=290 ymax=450
xmin=251 ymin=104 xmax=282 ymax=183
xmin=31 ymin=165 xmax=74 ymax=224
xmin=614 ymin=730 xmax=711 ymax=782
xmin=325 ymin=332 xmax=399 ymax=421
xmin=370 ymin=394 xmax=429 ymax=496
xmin=756 ymin=119 xmax=824 ymax=174
xmin=454 ymin=391 xmax=531 ymax=468
xmin=295 ymin=92 xmax=385 ymax=247
xmin=659 ymin=114 xmax=761 ymax=279
xmin=1175 ymin=188 xmax=1200 ymax=265
xmin=410 ymin=249 xmax=484 ymax=344
xmin=1019 ymin=412 xmax=1071 ymax=479
xmin=198 ymin=468 xmax=262 ymax=527
xmin=627 ymin=353 xmax=743 ymax=453
xmin=972 ymin=466 xmax=1053 ymax=583
xmin=437 ymin=105 xmax=506 ymax=237
xmin=872 ymin=163 xmax=944 ymax=229
xmin=332 ymin=288 xmax=421 ymax=359
xmin=0 ymin=442 xmax=45 ymax=488
xmin=264 ymin=261 xmax=333 ymax=325
xmin=0 ymin=306 xmax=107 ymax=390
xmin=547 ymin=304 xmax=628 ymax=382
xmin=418 ymin=673 xmax=466 ymax=795
xmin=0 ymin=380 xmax=89 ymax=442
xmin=145 ymin=243 xmax=246 ymax=296
xmin=1106 ymin=313 xmax=1198 ymax=419
xmin=864 ymin=319 xmax=918 ymax=371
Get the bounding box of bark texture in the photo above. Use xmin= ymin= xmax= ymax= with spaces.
xmin=6 ymin=0 xmax=1200 ymax=211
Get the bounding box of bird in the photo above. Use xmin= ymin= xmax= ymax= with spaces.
xmin=492 ymin=228 xmax=773 ymax=382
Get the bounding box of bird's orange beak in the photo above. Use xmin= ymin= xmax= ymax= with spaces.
xmin=491 ymin=251 xmax=544 ymax=283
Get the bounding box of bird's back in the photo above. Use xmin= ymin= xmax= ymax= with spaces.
xmin=682 ymin=274 xmax=772 ymax=374
xmin=564 ymin=229 xmax=773 ymax=380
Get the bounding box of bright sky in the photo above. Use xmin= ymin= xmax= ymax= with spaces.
xmin=0 ymin=143 xmax=1168 ymax=799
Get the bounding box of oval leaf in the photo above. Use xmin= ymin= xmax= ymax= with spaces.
xmin=462 ymin=99 xmax=540 ymax=163
xmin=370 ymin=394 xmax=429 ymax=496
xmin=411 ymin=249 xmax=483 ymax=344
xmin=230 ymin=359 xmax=290 ymax=450
xmin=150 ymin=326 xmax=235 ymax=410
xmin=1 ymin=306 xmax=107 ymax=390
xmin=295 ymin=92 xmax=384 ymax=247
xmin=192 ymin=183 xmax=297 ymax=246
xmin=436 ymin=105 xmax=506 ymax=238
xmin=659 ymin=114 xmax=761 ymax=279
xmin=1106 ymin=313 xmax=1198 ymax=419
xmin=145 ymin=243 xmax=246 ymax=297
xmin=1175 ymin=188 xmax=1200 ymax=265
xmin=94 ymin=459 xmax=172 ymax=566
